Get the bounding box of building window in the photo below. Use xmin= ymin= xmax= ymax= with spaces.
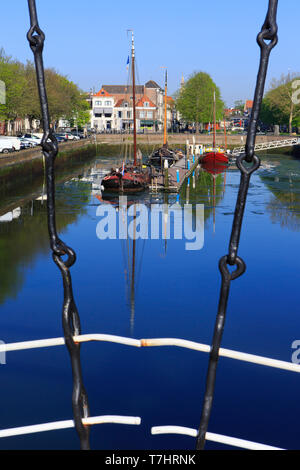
xmin=127 ymin=111 xmax=131 ymax=118
xmin=94 ymin=113 xmax=102 ymax=117
xmin=144 ymin=102 xmax=149 ymax=107
xmin=118 ymin=111 xmax=122 ymax=118
xmin=95 ymin=101 xmax=102 ymax=106
xmin=124 ymin=102 xmax=128 ymax=108
xmin=105 ymin=101 xmax=112 ymax=106
xmin=147 ymin=111 xmax=153 ymax=118
xmin=140 ymin=111 xmax=145 ymax=118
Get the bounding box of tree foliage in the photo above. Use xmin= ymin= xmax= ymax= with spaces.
xmin=260 ymin=73 xmax=300 ymax=132
xmin=0 ymin=49 xmax=89 ymax=129
xmin=175 ymin=72 xmax=224 ymax=125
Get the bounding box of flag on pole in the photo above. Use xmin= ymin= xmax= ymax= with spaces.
xmin=126 ymin=56 xmax=130 ymax=71
xmin=122 ymin=161 xmax=125 ymax=176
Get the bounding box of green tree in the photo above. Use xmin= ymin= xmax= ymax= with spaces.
xmin=260 ymin=73 xmax=300 ymax=133
xmin=234 ymin=100 xmax=245 ymax=112
xmin=0 ymin=50 xmax=27 ymax=123
xmin=0 ymin=49 xmax=91 ymax=133
xmin=175 ymin=71 xmax=224 ymax=131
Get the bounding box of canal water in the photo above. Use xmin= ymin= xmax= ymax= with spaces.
xmin=0 ymin=152 xmax=299 ymax=450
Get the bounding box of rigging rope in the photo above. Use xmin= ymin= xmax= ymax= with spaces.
xmin=27 ymin=0 xmax=91 ymax=450
xmin=196 ymin=0 xmax=279 ymax=450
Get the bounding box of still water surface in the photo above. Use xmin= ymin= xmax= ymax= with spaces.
xmin=0 ymin=153 xmax=299 ymax=450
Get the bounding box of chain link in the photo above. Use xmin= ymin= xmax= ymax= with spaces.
xmin=196 ymin=0 xmax=278 ymax=450
xmin=27 ymin=0 xmax=90 ymax=450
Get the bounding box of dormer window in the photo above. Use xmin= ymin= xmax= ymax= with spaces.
xmin=144 ymin=102 xmax=149 ymax=107
xmin=124 ymin=102 xmax=128 ymax=108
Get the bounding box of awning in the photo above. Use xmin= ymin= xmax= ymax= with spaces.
xmin=140 ymin=120 xmax=154 ymax=126
xmin=94 ymin=107 xmax=113 ymax=115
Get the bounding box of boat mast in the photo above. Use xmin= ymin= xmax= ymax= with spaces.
xmin=163 ymin=70 xmax=168 ymax=146
xmin=131 ymin=31 xmax=137 ymax=165
xmin=213 ymin=90 xmax=216 ymax=150
xmin=223 ymin=116 xmax=227 ymax=152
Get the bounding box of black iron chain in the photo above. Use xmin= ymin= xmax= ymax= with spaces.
xmin=196 ymin=0 xmax=278 ymax=450
xmin=27 ymin=0 xmax=90 ymax=450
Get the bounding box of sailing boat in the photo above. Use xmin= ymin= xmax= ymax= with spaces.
xmin=201 ymin=91 xmax=228 ymax=166
xmin=102 ymin=32 xmax=150 ymax=193
xmin=148 ymin=70 xmax=181 ymax=167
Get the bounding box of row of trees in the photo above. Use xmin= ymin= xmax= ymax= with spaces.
xmin=174 ymin=71 xmax=300 ymax=134
xmin=260 ymin=73 xmax=300 ymax=133
xmin=0 ymin=49 xmax=90 ymax=131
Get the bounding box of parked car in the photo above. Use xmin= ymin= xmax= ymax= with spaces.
xmin=19 ymin=138 xmax=33 ymax=149
xmin=20 ymin=134 xmax=42 ymax=146
xmin=0 ymin=138 xmax=17 ymax=154
xmin=54 ymin=134 xmax=67 ymax=142
xmin=0 ymin=136 xmax=21 ymax=152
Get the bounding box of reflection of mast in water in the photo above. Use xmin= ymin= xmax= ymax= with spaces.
xmin=119 ymin=198 xmax=146 ymax=336
xmin=201 ymin=160 xmax=228 ymax=233
xmin=213 ymin=175 xmax=216 ymax=234
xmin=130 ymin=204 xmax=137 ymax=333
xmin=161 ymin=193 xmax=169 ymax=258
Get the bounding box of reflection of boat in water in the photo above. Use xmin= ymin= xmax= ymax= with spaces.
xmin=102 ymin=31 xmax=150 ymax=193
xmin=201 ymin=160 xmax=227 ymax=175
xmin=201 ymin=91 xmax=228 ymax=166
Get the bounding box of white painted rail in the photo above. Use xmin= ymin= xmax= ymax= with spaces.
xmin=0 ymin=332 xmax=296 ymax=449
xmin=151 ymin=426 xmax=284 ymax=450
xmin=0 ymin=415 xmax=141 ymax=438
xmin=232 ymin=137 xmax=300 ymax=155
xmin=1 ymin=334 xmax=299 ymax=373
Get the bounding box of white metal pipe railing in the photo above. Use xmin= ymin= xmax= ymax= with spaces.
xmin=151 ymin=426 xmax=284 ymax=450
xmin=0 ymin=334 xmax=299 ymax=374
xmin=0 ymin=416 xmax=141 ymax=438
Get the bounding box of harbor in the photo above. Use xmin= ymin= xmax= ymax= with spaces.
xmin=1 ymin=0 xmax=300 ymax=454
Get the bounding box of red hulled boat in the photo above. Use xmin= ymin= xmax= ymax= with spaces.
xmin=201 ymin=91 xmax=229 ymax=166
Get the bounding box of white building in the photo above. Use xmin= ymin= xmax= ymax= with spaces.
xmin=91 ymin=88 xmax=115 ymax=131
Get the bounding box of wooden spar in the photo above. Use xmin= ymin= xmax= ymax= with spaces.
xmin=131 ymin=32 xmax=137 ymax=165
xmin=163 ymin=70 xmax=168 ymax=146
xmin=224 ymin=116 xmax=227 ymax=152
xmin=213 ymin=90 xmax=216 ymax=150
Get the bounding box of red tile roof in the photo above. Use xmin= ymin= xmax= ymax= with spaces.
xmin=135 ymin=95 xmax=156 ymax=108
xmin=94 ymin=88 xmax=112 ymax=97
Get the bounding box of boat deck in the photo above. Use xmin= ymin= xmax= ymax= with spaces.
xmin=149 ymin=156 xmax=199 ymax=193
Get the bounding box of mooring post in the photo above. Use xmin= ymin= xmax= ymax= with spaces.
xmin=164 ymin=159 xmax=169 ymax=189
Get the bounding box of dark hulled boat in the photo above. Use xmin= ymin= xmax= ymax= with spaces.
xmin=148 ymin=71 xmax=183 ymax=168
xmin=148 ymin=143 xmax=181 ymax=167
xmin=102 ymin=31 xmax=149 ymax=193
xmin=102 ymin=164 xmax=150 ymax=193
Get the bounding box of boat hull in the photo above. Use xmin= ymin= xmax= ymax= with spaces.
xmin=102 ymin=166 xmax=150 ymax=193
xmin=201 ymin=151 xmax=228 ymax=165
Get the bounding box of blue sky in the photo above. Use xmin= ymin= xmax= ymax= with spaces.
xmin=0 ymin=0 xmax=298 ymax=106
